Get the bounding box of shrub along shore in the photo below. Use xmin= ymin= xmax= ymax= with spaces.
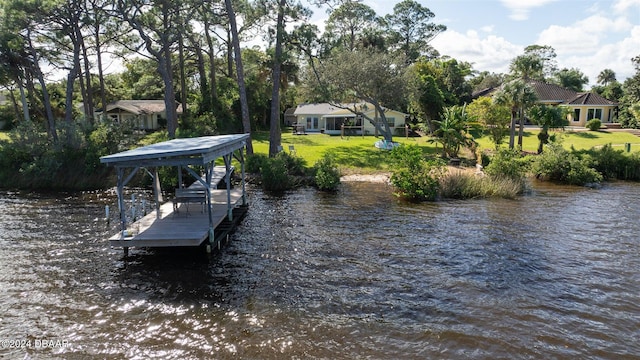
xmin=1 ymin=126 xmax=639 ymax=200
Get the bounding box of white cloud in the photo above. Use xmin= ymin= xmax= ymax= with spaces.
xmin=480 ymin=25 xmax=495 ymax=33
xmin=537 ymin=15 xmax=632 ymax=55
xmin=499 ymin=0 xmax=560 ymax=20
xmin=431 ymin=30 xmax=521 ymax=74
xmin=613 ymin=0 xmax=640 ymax=13
xmin=547 ymin=25 xmax=639 ymax=86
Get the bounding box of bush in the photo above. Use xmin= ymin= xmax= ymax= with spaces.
xmin=246 ymin=153 xmax=268 ymax=174
xmin=314 ymin=154 xmax=341 ymax=191
xmin=586 ymin=118 xmax=602 ymax=131
xmin=484 ymin=148 xmax=530 ymax=181
xmin=276 ymin=151 xmax=307 ymax=176
xmin=261 ymin=156 xmax=289 ymax=192
xmin=531 ymin=142 xmax=602 ymax=185
xmin=389 ymin=145 xmax=446 ymax=201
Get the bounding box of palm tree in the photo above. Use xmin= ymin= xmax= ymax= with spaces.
xmin=494 ymin=79 xmax=538 ymax=150
xmin=430 ymin=105 xmax=476 ymax=158
xmin=597 ymin=69 xmax=616 ymax=86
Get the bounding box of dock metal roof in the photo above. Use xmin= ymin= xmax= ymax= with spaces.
xmin=100 ymin=134 xmax=249 ymax=167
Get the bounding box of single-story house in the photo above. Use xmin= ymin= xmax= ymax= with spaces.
xmin=528 ymin=80 xmax=617 ymax=126
xmin=101 ymin=100 xmax=183 ymax=130
xmin=474 ymin=81 xmax=618 ymax=127
xmin=292 ymin=102 xmax=408 ymax=135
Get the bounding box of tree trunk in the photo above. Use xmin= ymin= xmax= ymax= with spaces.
xmin=194 ymin=42 xmax=211 ymax=113
xmin=94 ymin=21 xmax=108 ymax=121
xmin=27 ymin=29 xmax=57 ymax=142
xmin=202 ymin=12 xmax=218 ymax=108
xmin=178 ymin=31 xmax=188 ymax=118
xmin=226 ymin=28 xmax=233 ymax=79
xmin=509 ymin=110 xmax=516 ymax=149
xmin=517 ymin=108 xmax=524 ymax=150
xmin=268 ymin=0 xmax=286 ymax=157
xmin=225 ymin=0 xmax=253 ymax=154
xmin=80 ymin=31 xmax=94 ymax=124
xmin=14 ymin=74 xmax=30 ymax=122
xmin=159 ymin=48 xmax=178 ymax=138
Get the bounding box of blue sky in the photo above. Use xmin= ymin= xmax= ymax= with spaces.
xmin=308 ymin=0 xmax=640 ymax=87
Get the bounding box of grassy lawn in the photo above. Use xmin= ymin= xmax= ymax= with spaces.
xmin=250 ymin=128 xmax=640 ymax=173
xmin=251 ymin=131 xmax=440 ymax=174
xmin=474 ymin=128 xmax=640 ymax=153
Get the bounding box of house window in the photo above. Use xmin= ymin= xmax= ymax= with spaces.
xmin=306 ymin=117 xmax=318 ymax=130
xmin=587 ymin=108 xmax=603 ymax=121
xmin=573 ymin=109 xmax=580 ymax=122
xmin=378 ymin=117 xmax=395 ymax=127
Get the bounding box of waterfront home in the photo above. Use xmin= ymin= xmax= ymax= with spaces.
xmin=474 ymin=81 xmax=618 ymax=127
xmin=100 ymin=100 xmax=183 ymax=130
xmin=292 ymin=102 xmax=408 ymax=135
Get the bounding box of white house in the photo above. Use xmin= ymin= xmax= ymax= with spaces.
xmin=101 ymin=100 xmax=183 ymax=130
xmin=292 ymin=102 xmax=408 ymax=136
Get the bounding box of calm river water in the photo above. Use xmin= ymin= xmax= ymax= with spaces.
xmin=0 ymin=181 xmax=639 ymax=359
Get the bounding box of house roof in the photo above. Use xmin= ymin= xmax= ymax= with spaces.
xmin=105 ymin=100 xmax=183 ymax=115
xmin=293 ymin=103 xmax=346 ymax=115
xmin=474 ymin=81 xmax=618 ymax=107
xmin=566 ymin=92 xmax=617 ymax=106
xmin=528 ymin=80 xmax=579 ymax=103
xmin=293 ymin=102 xmax=407 ymax=117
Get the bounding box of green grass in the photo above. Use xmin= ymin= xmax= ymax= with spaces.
xmin=250 ymin=131 xmax=439 ymax=174
xmin=475 ymin=129 xmax=640 ymax=153
xmin=249 ymin=129 xmax=640 ymax=173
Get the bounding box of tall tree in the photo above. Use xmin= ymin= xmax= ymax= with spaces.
xmin=619 ymin=55 xmax=640 ymax=128
xmin=314 ymin=49 xmax=408 ymax=142
xmin=597 ymin=68 xmax=616 ymax=86
xmin=494 ymin=79 xmax=538 ymax=150
xmin=509 ymin=54 xmax=544 ymax=81
xmin=384 ymin=0 xmax=445 ymax=63
xmin=324 ymin=0 xmax=379 ymax=52
xmin=115 ymin=0 xmax=184 ymax=138
xmin=466 ymin=96 xmax=510 ymax=150
xmin=523 ymin=44 xmax=557 ymax=80
xmin=553 ymin=67 xmax=588 ymax=92
xmin=225 ymin=0 xmax=253 ymax=154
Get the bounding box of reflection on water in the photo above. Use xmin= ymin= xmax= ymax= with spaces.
xmin=0 ymin=182 xmax=639 ymax=359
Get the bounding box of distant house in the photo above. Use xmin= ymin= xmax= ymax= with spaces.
xmin=101 ymin=100 xmax=183 ymax=130
xmin=528 ymin=80 xmax=617 ymax=126
xmin=292 ymin=102 xmax=408 ymax=136
xmin=474 ymin=81 xmax=618 ymax=127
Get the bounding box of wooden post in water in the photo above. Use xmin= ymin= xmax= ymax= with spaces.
xmin=224 ymin=154 xmax=233 ymax=221
xmin=152 ymin=167 xmax=162 ymax=219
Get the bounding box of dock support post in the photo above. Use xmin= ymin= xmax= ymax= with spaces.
xmin=224 ymin=154 xmax=233 ymax=220
xmin=152 ymin=167 xmax=162 ymax=219
xmin=116 ymin=167 xmax=127 ymax=236
xmin=239 ymin=148 xmax=247 ymax=206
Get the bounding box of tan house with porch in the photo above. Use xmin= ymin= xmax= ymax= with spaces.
xmin=102 ymin=100 xmax=183 ymax=130
xmin=474 ymin=81 xmax=618 ymax=127
xmin=527 ymin=80 xmax=617 ymax=126
xmin=292 ymin=103 xmax=408 ymax=136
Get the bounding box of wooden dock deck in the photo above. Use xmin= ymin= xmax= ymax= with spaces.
xmin=100 ymin=134 xmax=250 ymax=254
xmin=109 ymin=189 xmax=245 ymax=248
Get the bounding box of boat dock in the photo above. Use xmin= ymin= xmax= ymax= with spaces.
xmin=100 ymin=134 xmax=250 ymax=255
